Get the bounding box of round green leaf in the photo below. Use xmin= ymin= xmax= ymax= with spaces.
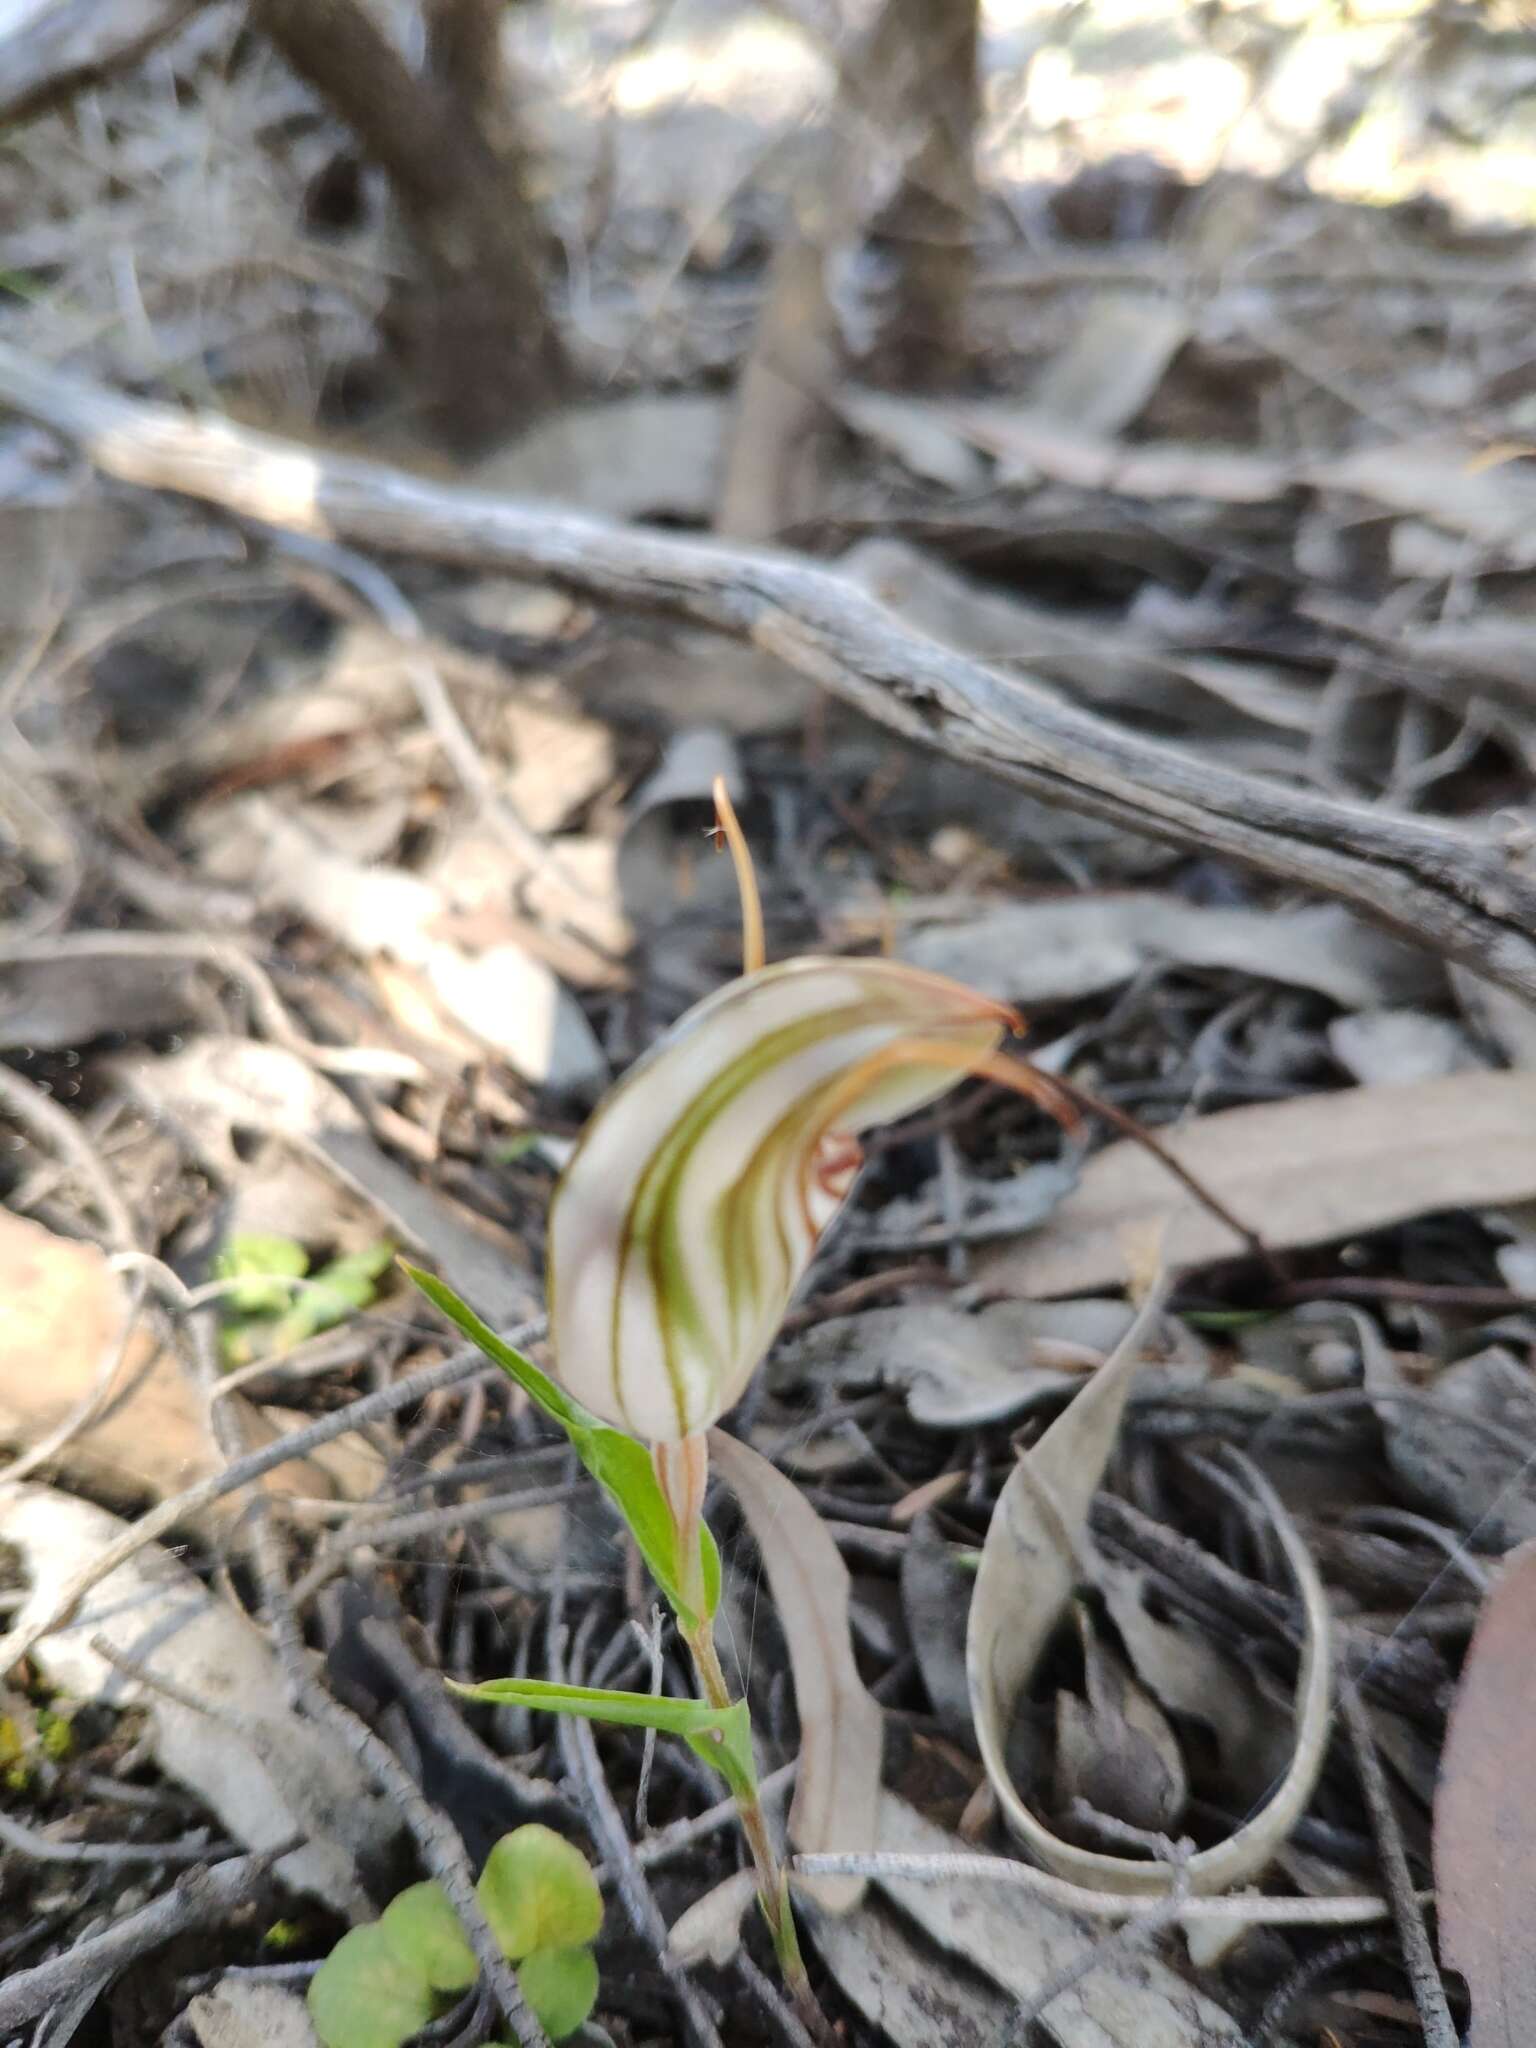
xmin=477 ymin=1825 xmax=603 ymax=1961
xmin=306 ymin=1923 xmax=436 ymax=2048
xmin=380 ymin=1881 xmax=476 ymax=1993
xmin=518 ymin=1945 xmax=599 ymax=2040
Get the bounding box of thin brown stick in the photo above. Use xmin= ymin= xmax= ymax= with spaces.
xmin=2 ymin=343 xmax=1535 ymax=999
xmin=1338 ymin=1682 xmax=1458 ymax=2048
xmin=0 ymin=1806 xmax=233 ymax=1867
xmin=1045 ymin=1069 xmax=1277 ymax=1277
xmin=0 ymin=1059 xmax=137 ymax=1248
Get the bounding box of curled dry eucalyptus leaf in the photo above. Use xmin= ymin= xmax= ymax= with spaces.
xmin=965 ymin=1286 xmax=1333 ymax=1899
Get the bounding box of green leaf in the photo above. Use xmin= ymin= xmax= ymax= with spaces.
xmin=216 ymin=1233 xmax=308 ymax=1313
xmin=476 ymin=1824 xmax=602 ymax=1960
xmin=577 ymin=1429 xmax=695 ymax=1618
xmin=495 ymin=1132 xmax=545 ymax=1163
xmin=306 ymin=1923 xmax=435 ymax=2048
xmin=380 ymin=1881 xmax=476 ymax=1993
xmin=404 ymin=1266 xmax=717 ymax=1628
xmin=406 ymin=1265 xmax=591 ymax=1432
xmin=450 ymin=1676 xmax=758 ymax=1803
xmin=699 ymin=1519 xmax=722 ymax=1619
xmin=220 ymin=1317 xmax=271 ymax=1370
xmin=518 ymin=1946 xmax=599 ymax=2040
xmin=274 ymin=1243 xmax=392 ymax=1347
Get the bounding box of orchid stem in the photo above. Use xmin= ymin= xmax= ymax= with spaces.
xmin=681 ymin=1618 xmax=829 ymax=2044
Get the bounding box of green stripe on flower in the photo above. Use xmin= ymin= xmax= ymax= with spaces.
xmin=548 ymin=958 xmax=1015 ymax=1443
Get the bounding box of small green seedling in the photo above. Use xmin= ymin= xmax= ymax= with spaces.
xmin=216 ymin=1234 xmax=391 ymax=1367
xmin=36 ymin=1707 xmax=72 ymax=1762
xmin=307 ymin=1824 xmax=601 ymax=2048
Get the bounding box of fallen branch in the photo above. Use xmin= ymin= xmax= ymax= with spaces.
xmin=3 ymin=342 xmax=1535 ymax=998
xmin=0 ymin=1852 xmax=273 ymax=2030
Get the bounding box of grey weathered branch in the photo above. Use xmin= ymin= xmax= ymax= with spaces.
xmin=3 ymin=339 xmax=1536 ymax=999
xmin=0 ymin=1853 xmax=271 ymax=2029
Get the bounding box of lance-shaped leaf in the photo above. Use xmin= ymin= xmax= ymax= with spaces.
xmin=406 ymin=1267 xmax=721 ymax=1627
xmin=548 ymin=957 xmax=1014 ymax=1442
xmin=450 ymin=1676 xmax=758 ymax=1805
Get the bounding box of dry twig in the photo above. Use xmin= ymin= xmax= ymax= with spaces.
xmin=0 ymin=1326 xmax=544 ymax=1676
xmin=790 ymin=1850 xmax=1393 ymax=1927
xmin=2 ymin=344 xmax=1536 ymax=998
xmin=0 ymin=1853 xmax=275 ymax=2032
xmin=1339 ymin=1680 xmax=1458 ymax=2048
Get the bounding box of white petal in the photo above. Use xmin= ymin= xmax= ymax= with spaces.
xmin=548 ymin=958 xmax=1011 ymax=1437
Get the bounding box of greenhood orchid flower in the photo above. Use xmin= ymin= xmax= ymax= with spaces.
xmin=547 ymin=952 xmax=1021 ymax=1445
xmin=411 ymin=782 xmax=1257 ymax=2042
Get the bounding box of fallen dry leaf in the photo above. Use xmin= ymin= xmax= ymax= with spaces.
xmin=116 ymin=1035 xmax=537 ymax=1326
xmin=947 ymin=409 xmax=1289 ymax=503
xmin=1452 ymin=967 xmax=1536 ymax=1071
xmin=1312 ymin=437 xmax=1536 ymax=566
xmin=1327 ymin=1007 xmax=1482 ymax=1086
xmin=980 ymin=1072 xmax=1536 ymax=1297
xmin=967 ymin=1291 xmax=1332 ymax=1896
xmin=1370 ymin=1343 xmax=1536 ymax=1548
xmin=470 ymin=392 xmax=726 ymax=523
xmin=826 ymin=1793 xmax=1248 ymax=2046
xmin=665 ymin=1868 xmax=759 ymax=1968
xmin=831 ymin=386 xmax=988 ymax=493
xmin=900 ymin=893 xmax=1436 ymax=1013
xmin=0 ymin=1209 xmax=378 ymax=1510
xmin=1434 ymin=1537 xmax=1536 ymax=2048
xmin=0 ymin=949 xmax=205 ymax=1050
xmin=1096 ymin=1554 xmax=1293 ymax=1802
xmin=781 ymin=1297 xmax=1140 ymax=1429
xmin=194 ymin=797 xmax=607 ymax=1092
xmin=805 ymin=1886 xmax=1013 ymax=2048
xmin=709 ymin=1429 xmax=883 ymax=1913
xmin=173 ymin=1982 xmax=321 ymax=2048
xmin=1 ymin=1482 xmax=400 ymax=1910
xmin=1054 ymin=1604 xmax=1187 ymax=1837
xmin=1026 ymin=293 xmax=1193 ymax=439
